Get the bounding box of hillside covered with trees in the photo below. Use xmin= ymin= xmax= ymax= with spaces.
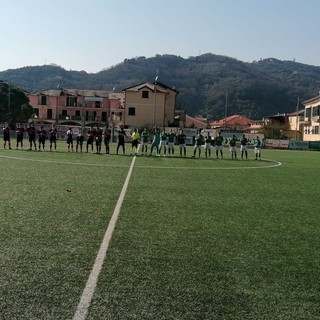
xmin=1 ymin=53 xmax=320 ymax=122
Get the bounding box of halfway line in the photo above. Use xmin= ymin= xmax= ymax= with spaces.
xmin=72 ymin=156 xmax=136 ymax=320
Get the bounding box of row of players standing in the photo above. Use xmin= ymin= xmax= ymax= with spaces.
xmin=3 ymin=124 xmax=112 ymax=153
xmin=120 ymin=128 xmax=261 ymax=160
xmin=4 ymin=124 xmax=262 ymax=159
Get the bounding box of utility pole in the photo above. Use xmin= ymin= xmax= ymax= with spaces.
xmin=295 ymin=96 xmax=300 ymax=140
xmin=8 ymin=82 xmax=11 ymax=117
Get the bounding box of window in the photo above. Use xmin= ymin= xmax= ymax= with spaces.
xmin=142 ymin=90 xmax=149 ymax=99
xmin=47 ymin=109 xmax=52 ymax=119
xmin=305 ymin=108 xmax=311 ymax=118
xmin=102 ymin=112 xmax=107 ymax=122
xmin=128 ymin=107 xmax=136 ymax=116
xmin=40 ymin=95 xmax=47 ymax=105
xmin=62 ymin=110 xmax=68 ymax=116
xmin=315 ymin=126 xmax=319 ymax=134
xmin=312 ymin=105 xmax=320 ymax=116
xmin=95 ymin=101 xmax=101 ymax=108
xmin=66 ymin=96 xmax=77 ymax=107
xmin=75 ymin=110 xmax=80 ymax=117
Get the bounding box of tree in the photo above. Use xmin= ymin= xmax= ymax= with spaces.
xmin=0 ymin=81 xmax=32 ymax=123
xmin=259 ymin=123 xmax=290 ymax=139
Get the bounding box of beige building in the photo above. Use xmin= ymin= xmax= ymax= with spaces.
xmin=287 ymin=109 xmax=304 ymax=140
xmin=303 ymin=95 xmax=320 ymax=141
xmin=123 ymin=82 xmax=179 ymax=128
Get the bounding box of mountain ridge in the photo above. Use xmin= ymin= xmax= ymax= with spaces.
xmin=1 ymin=53 xmax=320 ymax=120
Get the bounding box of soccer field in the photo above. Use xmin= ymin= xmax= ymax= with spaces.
xmin=1 ymin=143 xmax=319 ymax=320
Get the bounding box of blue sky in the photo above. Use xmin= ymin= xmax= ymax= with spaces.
xmin=0 ymin=0 xmax=319 ymax=73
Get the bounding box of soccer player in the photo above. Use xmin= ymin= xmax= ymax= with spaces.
xmin=159 ymin=130 xmax=168 ymax=156
xmin=130 ymin=128 xmax=140 ymax=155
xmin=215 ymin=132 xmax=224 ymax=159
xmin=150 ymin=128 xmax=161 ymax=156
xmin=27 ymin=125 xmax=37 ymax=151
xmin=167 ymin=129 xmax=176 ymax=156
xmin=204 ymin=132 xmax=212 ymax=158
xmin=116 ymin=128 xmax=127 ymax=155
xmin=76 ymin=131 xmax=84 ymax=152
xmin=240 ymin=134 xmax=248 ymax=160
xmin=229 ymin=135 xmax=238 ymax=160
xmin=3 ymin=123 xmax=11 ymax=149
xmin=49 ymin=124 xmax=57 ymax=151
xmin=254 ymin=136 xmax=262 ymax=160
xmin=140 ymin=128 xmax=149 ymax=155
xmin=176 ymin=129 xmax=187 ymax=157
xmin=95 ymin=127 xmax=103 ymax=154
xmin=66 ymin=127 xmax=73 ymax=152
xmin=103 ymin=128 xmax=111 ymax=154
xmin=193 ymin=131 xmax=204 ymax=158
xmin=16 ymin=124 xmax=24 ymax=150
xmin=86 ymin=127 xmax=94 ymax=153
xmin=37 ymin=126 xmax=46 ymax=151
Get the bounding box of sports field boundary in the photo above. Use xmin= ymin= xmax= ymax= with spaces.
xmin=0 ymin=154 xmax=282 ymax=170
xmin=72 ymin=156 xmax=136 ymax=320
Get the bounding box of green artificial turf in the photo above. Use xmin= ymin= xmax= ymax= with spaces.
xmin=1 ymin=145 xmax=319 ymax=319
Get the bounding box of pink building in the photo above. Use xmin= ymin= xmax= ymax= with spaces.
xmin=28 ymin=88 xmax=124 ymax=127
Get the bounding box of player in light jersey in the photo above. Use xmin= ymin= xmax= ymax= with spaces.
xmin=193 ymin=131 xmax=204 ymax=158
xmin=150 ymin=128 xmax=161 ymax=156
xmin=204 ymin=132 xmax=212 ymax=158
xmin=140 ymin=128 xmax=149 ymax=155
xmin=167 ymin=129 xmax=176 ymax=156
xmin=215 ymin=132 xmax=224 ymax=159
xmin=240 ymin=134 xmax=248 ymax=160
xmin=159 ymin=130 xmax=168 ymax=156
xmin=254 ymin=136 xmax=262 ymax=160
xmin=229 ymin=135 xmax=238 ymax=160
xmin=176 ymin=129 xmax=187 ymax=157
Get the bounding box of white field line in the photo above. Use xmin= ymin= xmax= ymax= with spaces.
xmin=72 ymin=156 xmax=136 ymax=320
xmin=0 ymin=154 xmax=282 ymax=170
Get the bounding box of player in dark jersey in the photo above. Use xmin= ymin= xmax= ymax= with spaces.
xmin=49 ymin=125 xmax=58 ymax=151
xmin=66 ymin=128 xmax=73 ymax=152
xmin=3 ymin=123 xmax=12 ymax=149
xmin=86 ymin=128 xmax=94 ymax=153
xmin=95 ymin=127 xmax=103 ymax=154
xmin=16 ymin=125 xmax=24 ymax=150
xmin=37 ymin=126 xmax=46 ymax=151
xmin=116 ymin=128 xmax=127 ymax=155
xmin=76 ymin=131 xmax=84 ymax=152
xmin=103 ymin=128 xmax=111 ymax=154
xmin=27 ymin=125 xmax=37 ymax=151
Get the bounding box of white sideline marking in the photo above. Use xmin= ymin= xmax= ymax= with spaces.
xmin=0 ymin=154 xmax=281 ymax=170
xmin=72 ymin=156 xmax=136 ymax=320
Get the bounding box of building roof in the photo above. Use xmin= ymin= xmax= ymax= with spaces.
xmin=185 ymin=115 xmax=208 ymax=128
xmin=210 ymin=115 xmax=252 ymax=127
xmin=123 ymin=81 xmax=179 ymax=94
xmin=302 ymin=95 xmax=320 ymax=105
xmin=287 ymin=109 xmax=305 ymax=116
xmin=29 ymin=88 xmax=113 ymax=98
